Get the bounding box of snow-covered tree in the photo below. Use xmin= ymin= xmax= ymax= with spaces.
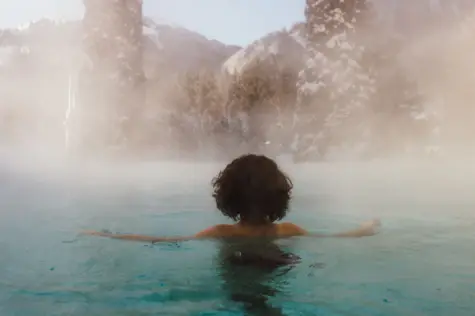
xmin=295 ymin=0 xmax=374 ymax=160
xmin=78 ymin=0 xmax=145 ymax=154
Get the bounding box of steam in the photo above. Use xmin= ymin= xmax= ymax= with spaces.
xmin=402 ymin=12 xmax=475 ymax=155
xmin=1 ymin=1 xmax=475 ymax=171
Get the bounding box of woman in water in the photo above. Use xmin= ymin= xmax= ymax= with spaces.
xmin=83 ymin=154 xmax=380 ymax=242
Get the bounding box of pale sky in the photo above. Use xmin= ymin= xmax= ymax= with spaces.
xmin=0 ymin=0 xmax=305 ymax=46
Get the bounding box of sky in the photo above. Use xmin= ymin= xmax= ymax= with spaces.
xmin=0 ymin=0 xmax=305 ymax=46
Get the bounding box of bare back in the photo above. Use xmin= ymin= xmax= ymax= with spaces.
xmin=195 ymin=222 xmax=308 ymax=239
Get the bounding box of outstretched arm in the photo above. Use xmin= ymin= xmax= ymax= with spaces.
xmin=329 ymin=219 xmax=381 ymax=237
xmin=81 ymin=231 xmax=190 ymax=243
xmin=81 ymin=225 xmax=224 ymax=243
xmin=283 ymin=219 xmax=381 ymax=238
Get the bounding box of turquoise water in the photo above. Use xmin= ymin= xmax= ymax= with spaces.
xmin=1 ymin=161 xmax=475 ymax=315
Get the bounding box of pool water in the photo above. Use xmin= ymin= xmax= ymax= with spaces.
xmin=1 ymin=161 xmax=475 ymax=315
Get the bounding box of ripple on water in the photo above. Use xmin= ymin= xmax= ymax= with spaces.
xmin=1 ymin=162 xmax=475 ymax=315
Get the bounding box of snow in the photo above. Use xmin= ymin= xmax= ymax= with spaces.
xmin=222 ymin=28 xmax=305 ymax=75
xmin=142 ymin=25 xmax=155 ymax=36
xmin=222 ymin=0 xmax=475 ymax=78
xmin=222 ymin=46 xmax=251 ymax=75
xmin=2 ymin=0 xmax=473 ymax=160
xmin=221 ymin=33 xmax=282 ymax=75
xmin=16 ymin=18 xmax=68 ymax=32
xmin=142 ymin=16 xmax=185 ymax=50
xmin=142 ymin=25 xmax=163 ymax=49
xmin=143 ymin=16 xmax=181 ymax=29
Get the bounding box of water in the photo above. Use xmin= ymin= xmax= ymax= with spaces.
xmin=1 ymin=160 xmax=475 ymax=315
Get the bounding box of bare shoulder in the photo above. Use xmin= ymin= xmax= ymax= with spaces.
xmin=277 ymin=222 xmax=308 ymax=237
xmin=194 ymin=224 xmax=235 ymax=238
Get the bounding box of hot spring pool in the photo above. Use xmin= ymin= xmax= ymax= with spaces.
xmin=0 ymin=160 xmax=475 ymax=315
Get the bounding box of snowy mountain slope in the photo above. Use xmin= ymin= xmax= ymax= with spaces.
xmin=0 ymin=17 xmax=240 ymax=76
xmin=142 ymin=17 xmax=240 ymax=76
xmin=222 ymin=23 xmax=305 ymax=75
xmin=222 ymin=23 xmax=304 ymax=74
xmin=222 ymin=0 xmax=475 ymax=77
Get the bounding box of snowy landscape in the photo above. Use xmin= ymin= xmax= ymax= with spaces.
xmin=1 ymin=0 xmax=475 ymax=161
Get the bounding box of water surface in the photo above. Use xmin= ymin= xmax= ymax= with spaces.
xmin=1 ymin=160 xmax=474 ymax=315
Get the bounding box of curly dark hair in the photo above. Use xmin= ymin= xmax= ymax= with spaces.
xmin=211 ymin=154 xmax=293 ymax=224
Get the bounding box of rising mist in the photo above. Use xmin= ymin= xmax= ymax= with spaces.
xmin=0 ymin=1 xmax=474 ymax=169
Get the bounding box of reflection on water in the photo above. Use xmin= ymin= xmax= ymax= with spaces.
xmin=217 ymin=239 xmax=301 ymax=315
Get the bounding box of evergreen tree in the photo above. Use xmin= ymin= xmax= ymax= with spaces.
xmin=80 ymin=0 xmax=145 ymax=154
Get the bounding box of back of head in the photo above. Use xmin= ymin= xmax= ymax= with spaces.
xmin=212 ymin=154 xmax=293 ymax=224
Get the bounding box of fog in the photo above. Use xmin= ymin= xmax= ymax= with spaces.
xmin=1 ymin=1 xmax=475 ymax=199
xmin=1 ymin=143 xmax=474 ymax=219
xmin=2 ymin=5 xmax=475 ymax=316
